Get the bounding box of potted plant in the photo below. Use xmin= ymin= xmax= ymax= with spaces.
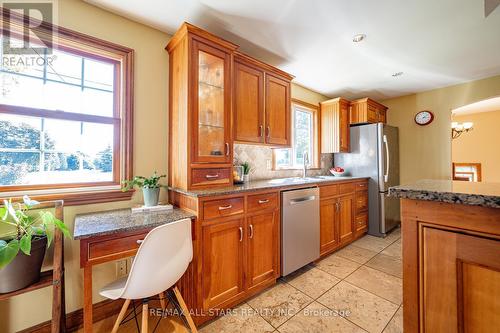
xmin=242 ymin=162 xmax=251 ymax=183
xmin=122 ymin=171 xmax=166 ymax=207
xmin=0 ymin=196 xmax=70 ymax=293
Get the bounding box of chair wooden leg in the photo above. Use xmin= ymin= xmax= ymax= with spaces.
xmin=173 ymin=286 xmax=198 ymax=333
xmin=141 ymin=301 xmax=149 ymax=333
xmin=159 ymin=292 xmax=166 ymax=311
xmin=111 ymin=299 xmax=131 ymax=333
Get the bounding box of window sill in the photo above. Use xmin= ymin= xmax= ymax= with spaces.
xmin=0 ymin=188 xmax=134 ymax=206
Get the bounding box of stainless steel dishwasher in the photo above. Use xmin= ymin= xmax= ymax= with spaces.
xmin=281 ymin=186 xmax=320 ymax=276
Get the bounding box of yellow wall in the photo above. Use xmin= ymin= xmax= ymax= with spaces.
xmin=0 ymin=2 xmax=329 ymax=331
xmin=383 ymin=75 xmax=500 ymax=184
xmin=452 ymin=110 xmax=500 ymax=182
xmin=292 ymin=83 xmax=329 ymax=105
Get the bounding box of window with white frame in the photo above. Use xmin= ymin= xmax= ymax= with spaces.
xmin=274 ymin=101 xmax=319 ymax=169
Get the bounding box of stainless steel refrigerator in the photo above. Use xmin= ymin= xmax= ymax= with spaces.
xmin=334 ymin=123 xmax=400 ymax=237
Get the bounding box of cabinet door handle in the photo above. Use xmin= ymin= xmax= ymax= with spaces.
xmin=225 ymin=142 xmax=230 ymax=156
xmin=249 ymin=224 xmax=254 ymax=239
xmin=239 ymin=227 xmax=243 ymax=242
xmin=218 ymin=205 xmax=233 ymax=211
xmin=259 ymin=125 xmax=264 ymax=137
xmin=266 ymin=126 xmax=271 ymax=139
xmin=205 ymin=174 xmax=219 ymax=179
xmin=258 ymin=199 xmax=269 ymax=204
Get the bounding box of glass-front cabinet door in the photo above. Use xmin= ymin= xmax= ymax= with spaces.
xmin=192 ymin=41 xmax=231 ymax=164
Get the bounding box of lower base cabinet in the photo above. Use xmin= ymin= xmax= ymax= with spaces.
xmin=319 ymin=180 xmax=368 ymax=257
xmin=247 ymin=210 xmax=279 ymax=292
xmin=200 ymin=192 xmax=280 ymax=313
xmin=202 ymin=218 xmax=245 ymax=310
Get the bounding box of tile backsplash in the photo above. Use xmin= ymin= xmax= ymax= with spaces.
xmin=233 ymin=143 xmax=333 ymax=180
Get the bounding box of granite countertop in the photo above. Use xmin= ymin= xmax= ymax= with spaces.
xmin=73 ymin=207 xmax=195 ymax=240
xmin=388 ymin=179 xmax=500 ymax=209
xmin=169 ymin=176 xmax=369 ymax=197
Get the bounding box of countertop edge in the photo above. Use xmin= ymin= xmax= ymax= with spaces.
xmin=169 ymin=177 xmax=370 ymax=198
xmin=388 ymin=187 xmax=500 ymax=209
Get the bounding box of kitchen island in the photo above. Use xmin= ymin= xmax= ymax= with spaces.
xmin=389 ymin=180 xmax=500 ymax=333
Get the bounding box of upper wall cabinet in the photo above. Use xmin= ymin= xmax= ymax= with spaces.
xmin=167 ymin=23 xmax=238 ymax=190
xmin=167 ymin=23 xmax=293 ymax=190
xmin=321 ymin=97 xmax=350 ymax=153
xmin=350 ymin=98 xmax=388 ymax=124
xmin=234 ymin=53 xmax=293 ymax=147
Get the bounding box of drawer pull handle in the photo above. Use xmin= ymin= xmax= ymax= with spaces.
xmin=258 ymin=199 xmax=269 ymax=204
xmin=218 ymin=205 xmax=233 ymax=211
xmin=136 ymin=239 xmax=144 ymax=244
xmin=239 ymin=227 xmax=243 ymax=242
xmin=205 ymin=174 xmax=219 ymax=179
xmin=249 ymin=224 xmax=254 ymax=239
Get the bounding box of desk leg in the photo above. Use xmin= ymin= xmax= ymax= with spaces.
xmin=83 ymin=265 xmax=93 ymax=333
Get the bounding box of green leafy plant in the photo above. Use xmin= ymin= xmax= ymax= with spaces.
xmin=0 ymin=196 xmax=70 ymax=269
xmin=121 ymin=171 xmax=166 ymax=191
xmin=241 ymin=162 xmax=251 ymax=175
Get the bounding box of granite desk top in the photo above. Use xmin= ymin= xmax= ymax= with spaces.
xmin=169 ymin=176 xmax=369 ymax=198
xmin=388 ymin=179 xmax=500 ymax=209
xmin=73 ymin=207 xmax=195 ymax=240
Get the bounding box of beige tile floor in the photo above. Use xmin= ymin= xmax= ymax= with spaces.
xmin=86 ymin=227 xmax=403 ymax=333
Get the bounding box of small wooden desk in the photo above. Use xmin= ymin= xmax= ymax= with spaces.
xmin=74 ymin=207 xmax=195 ymax=333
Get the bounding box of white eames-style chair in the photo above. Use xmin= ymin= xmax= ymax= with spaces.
xmin=99 ymin=218 xmax=198 ymax=332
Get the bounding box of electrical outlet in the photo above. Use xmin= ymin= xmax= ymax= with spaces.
xmin=266 ymin=159 xmax=271 ymax=170
xmin=116 ymin=260 xmax=127 ymax=278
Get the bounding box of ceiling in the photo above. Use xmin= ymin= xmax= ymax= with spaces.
xmin=85 ymin=0 xmax=500 ymax=100
xmin=452 ymin=96 xmax=500 ymax=115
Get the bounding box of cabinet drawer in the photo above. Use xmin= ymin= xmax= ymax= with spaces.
xmin=203 ymin=197 xmax=244 ymax=220
xmin=355 ymin=213 xmax=368 ymax=231
xmin=355 ymin=181 xmax=368 ymax=192
xmin=191 ymin=168 xmax=231 ymax=187
xmin=356 ymin=193 xmax=368 ymax=212
xmin=320 ymin=184 xmax=338 ymax=198
xmin=88 ymin=232 xmax=147 ymax=261
xmin=247 ymin=192 xmax=278 ymax=212
xmin=339 ymin=183 xmax=355 ymax=194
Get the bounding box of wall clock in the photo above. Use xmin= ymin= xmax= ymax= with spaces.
xmin=414 ymin=110 xmax=434 ymax=126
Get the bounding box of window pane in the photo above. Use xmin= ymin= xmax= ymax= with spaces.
xmin=0 ymin=114 xmax=114 ymax=186
xmin=0 ymin=114 xmax=41 ymax=149
xmin=275 ymin=149 xmax=291 ymax=167
xmin=46 ymin=50 xmax=82 ymax=85
xmin=0 ymin=38 xmax=116 ymax=117
xmin=84 ymin=58 xmax=114 ymax=90
xmin=294 ymin=109 xmax=312 ymax=166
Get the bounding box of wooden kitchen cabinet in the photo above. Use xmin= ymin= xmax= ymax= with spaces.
xmin=233 ymin=59 xmax=265 ymax=144
xmin=247 ymin=210 xmax=279 ymax=292
xmin=168 ymin=24 xmax=294 ymax=191
xmin=350 ymin=98 xmax=388 ymax=124
xmin=265 ymin=74 xmax=291 ymax=146
xmin=338 ymin=194 xmax=355 ymax=245
xmin=202 ymin=218 xmax=245 ymax=310
xmin=319 ymin=180 xmax=368 ymax=257
xmin=320 ymin=197 xmax=339 ymax=255
xmin=234 ymin=53 xmax=292 ymax=147
xmin=400 ymin=199 xmax=500 ymax=333
xmin=167 ymin=23 xmax=237 ymax=190
xmin=321 ymin=97 xmax=350 ymax=153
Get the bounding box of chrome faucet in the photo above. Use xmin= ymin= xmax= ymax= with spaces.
xmin=302 ymin=151 xmax=309 ymax=178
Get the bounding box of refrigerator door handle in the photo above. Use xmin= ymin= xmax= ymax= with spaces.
xmin=383 ymin=135 xmax=389 ymax=183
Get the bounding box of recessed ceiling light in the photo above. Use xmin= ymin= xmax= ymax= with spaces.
xmin=352 ymin=34 xmax=366 ymax=43
xmin=392 ymin=72 xmax=404 ymax=77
